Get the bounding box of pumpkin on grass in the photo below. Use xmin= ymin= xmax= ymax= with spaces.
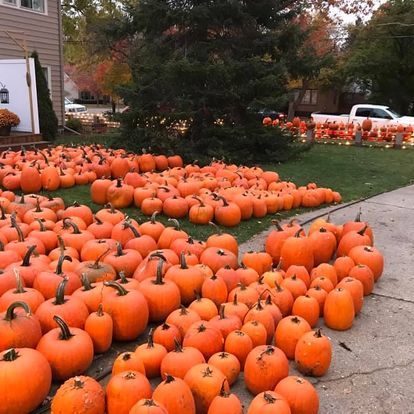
xmin=0 ymin=348 xmax=52 ymax=414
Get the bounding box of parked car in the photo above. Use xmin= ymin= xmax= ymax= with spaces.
xmin=257 ymin=108 xmax=286 ymax=120
xmin=65 ymin=98 xmax=87 ymax=114
xmin=311 ymin=104 xmax=414 ymax=128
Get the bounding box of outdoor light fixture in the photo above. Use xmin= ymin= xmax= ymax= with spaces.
xmin=0 ymin=82 xmax=9 ymax=104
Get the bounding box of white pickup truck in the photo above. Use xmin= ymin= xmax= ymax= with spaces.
xmin=311 ymin=104 xmax=414 ymax=128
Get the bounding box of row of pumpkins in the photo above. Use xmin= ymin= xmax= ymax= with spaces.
xmin=0 ymin=187 xmax=383 ymax=413
xmin=263 ymin=116 xmax=414 ymax=141
xmin=0 ymin=145 xmax=341 ymax=226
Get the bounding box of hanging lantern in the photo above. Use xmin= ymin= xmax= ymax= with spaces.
xmin=0 ymin=82 xmax=9 ymax=104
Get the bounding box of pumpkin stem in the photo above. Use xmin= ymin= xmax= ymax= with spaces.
xmin=355 ymin=208 xmax=362 ymax=222
xmin=56 ymin=255 xmax=72 ymax=275
xmin=232 ymin=293 xmax=238 ymax=305
xmin=147 ymin=327 xmax=155 ymax=348
xmin=123 ymin=220 xmax=140 ymax=237
xmin=291 ymin=316 xmax=301 ymax=324
xmin=118 ymin=271 xmax=128 ymax=284
xmin=192 ymin=195 xmax=205 ymax=206
xmin=219 ymin=304 xmax=226 ymax=319
xmin=315 ymin=328 xmax=323 ymax=338
xmin=93 ymin=248 xmax=111 ymax=268
xmin=165 ymin=373 xmax=176 ymax=383
xmin=216 ymin=195 xmax=229 ymax=206
xmin=104 ymin=281 xmax=129 ymax=296
xmin=114 ymin=242 xmax=124 ymax=257
xmin=21 ymin=245 xmax=37 ymax=267
xmin=202 ymin=366 xmax=214 ymax=377
xmin=197 ymin=323 xmax=207 ymax=333
xmin=5 ymin=301 xmax=31 ymax=321
xmin=179 ymin=305 xmax=188 ymax=315
xmin=34 ymin=198 xmax=42 ymax=213
xmin=173 ymin=338 xmax=183 ymax=353
xmin=167 ymin=218 xmax=181 ymax=230
xmin=63 ymin=218 xmax=81 ymax=234
xmin=116 ymin=178 xmax=122 ymax=188
xmin=208 ymin=221 xmax=222 ymax=234
xmin=0 ymin=204 xmax=6 ymax=220
xmin=72 ymin=377 xmax=85 ymax=389
xmin=150 ymin=211 xmax=158 ymax=224
xmin=276 ymin=258 xmax=283 ymax=270
xmin=81 ymin=273 xmax=94 ymax=291
xmin=149 ymin=251 xmax=168 ymax=262
xmin=357 ymin=225 xmax=368 ymax=236
xmin=54 ymin=277 xmax=69 ymax=305
xmin=271 ymin=220 xmax=284 ymax=231
xmin=35 ymin=218 xmax=46 ymax=232
xmin=57 ymin=235 xmax=66 ymax=255
xmin=219 ymin=379 xmax=230 ymax=397
xmin=97 ymin=303 xmax=104 ymax=316
xmin=54 ymin=315 xmax=74 ymax=341
xmin=179 ymin=251 xmax=188 ymax=269
xmin=294 ymin=228 xmax=303 ymax=237
xmin=94 ymin=215 xmax=103 ymax=225
xmin=154 ymin=258 xmax=165 ymax=285
xmin=263 ymin=392 xmax=277 ymax=404
xmin=11 ymin=216 xmax=25 ymax=243
xmin=265 ymin=294 xmax=273 ymax=305
xmin=1 ymin=348 xmax=20 ymax=362
xmin=13 ymin=269 xmax=26 ymax=294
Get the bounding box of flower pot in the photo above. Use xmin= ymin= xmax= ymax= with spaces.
xmin=0 ymin=126 xmax=11 ymax=137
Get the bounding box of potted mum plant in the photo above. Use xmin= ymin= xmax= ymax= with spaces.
xmin=0 ymin=109 xmax=20 ymax=136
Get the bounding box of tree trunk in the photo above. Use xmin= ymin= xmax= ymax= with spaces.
xmin=287 ymin=80 xmax=309 ymax=121
xmin=111 ymin=99 xmax=116 ymax=114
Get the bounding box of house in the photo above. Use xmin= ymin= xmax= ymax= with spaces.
xmin=0 ymin=0 xmax=65 ymax=127
xmin=292 ymin=83 xmax=367 ymax=117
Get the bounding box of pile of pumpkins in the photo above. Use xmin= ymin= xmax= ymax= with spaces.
xmin=264 ymin=115 xmax=414 ymax=142
xmin=0 ymin=145 xmax=341 ymax=227
xmin=0 ymin=187 xmax=383 ymax=413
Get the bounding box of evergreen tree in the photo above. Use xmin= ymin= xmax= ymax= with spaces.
xmin=117 ymin=0 xmax=316 ymax=163
xmin=31 ymin=51 xmax=58 ymax=140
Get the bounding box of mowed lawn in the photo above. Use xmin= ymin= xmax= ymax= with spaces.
xmin=52 ymin=142 xmax=414 ymax=244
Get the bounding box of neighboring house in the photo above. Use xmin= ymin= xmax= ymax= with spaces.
xmin=64 ymin=72 xmax=79 ymax=101
xmin=0 ymin=0 xmax=65 ymax=127
xmin=293 ymin=84 xmax=367 ymax=116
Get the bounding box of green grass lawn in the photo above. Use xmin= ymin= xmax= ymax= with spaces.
xmin=51 ymin=143 xmax=414 ymax=244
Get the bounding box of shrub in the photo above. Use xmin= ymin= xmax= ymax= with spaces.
xmin=65 ymin=118 xmax=83 ymax=133
xmin=31 ymin=51 xmax=58 ymax=140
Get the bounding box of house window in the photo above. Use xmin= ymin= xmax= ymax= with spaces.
xmin=2 ymin=0 xmax=46 ymax=13
xmin=301 ymin=89 xmax=318 ymax=105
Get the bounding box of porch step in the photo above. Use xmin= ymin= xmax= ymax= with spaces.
xmin=0 ymin=133 xmax=43 ymax=145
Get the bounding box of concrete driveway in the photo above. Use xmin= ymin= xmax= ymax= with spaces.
xmin=238 ymin=185 xmax=414 ymax=413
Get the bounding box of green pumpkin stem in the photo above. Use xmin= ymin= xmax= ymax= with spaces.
xmin=53 ymin=315 xmax=74 ymax=341
xmin=54 ymin=277 xmax=69 ymax=305
xmin=5 ymin=301 xmax=31 ymax=321
xmin=104 ymin=281 xmax=129 ymax=296
xmin=21 ymin=245 xmax=37 ymax=267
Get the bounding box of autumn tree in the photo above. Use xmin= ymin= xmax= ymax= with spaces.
xmin=343 ymin=0 xmax=414 ymax=114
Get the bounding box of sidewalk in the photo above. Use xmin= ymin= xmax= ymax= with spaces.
xmin=236 ymin=185 xmax=414 ymax=413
